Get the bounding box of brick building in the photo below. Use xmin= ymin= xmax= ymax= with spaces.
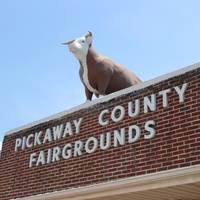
xmin=0 ymin=62 xmax=200 ymax=200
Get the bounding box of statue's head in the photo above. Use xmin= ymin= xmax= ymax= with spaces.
xmin=62 ymin=31 xmax=92 ymax=61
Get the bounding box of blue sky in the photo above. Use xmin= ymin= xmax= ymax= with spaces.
xmin=1 ymin=0 xmax=200 ymax=143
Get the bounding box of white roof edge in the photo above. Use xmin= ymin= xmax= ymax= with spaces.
xmin=5 ymin=62 xmax=200 ymax=136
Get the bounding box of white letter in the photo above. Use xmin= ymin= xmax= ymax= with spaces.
xmin=63 ymin=122 xmax=73 ymax=137
xmin=62 ymin=143 xmax=72 ymax=159
xmin=74 ymin=140 xmax=83 ymax=157
xmin=174 ymin=83 xmax=188 ymax=103
xmin=74 ymin=118 xmax=83 ymax=134
xmin=22 ymin=136 xmax=26 ymax=150
xmin=98 ymin=109 xmax=109 ymax=126
xmin=159 ymin=88 xmax=171 ymax=107
xmin=15 ymin=138 xmax=22 ymax=152
xmin=52 ymin=146 xmax=61 ymax=162
xmin=144 ymin=120 xmax=156 ymax=139
xmin=114 ymin=128 xmax=126 ymax=147
xmin=43 ymin=128 xmax=52 ymax=143
xmin=144 ymin=94 xmax=156 ymax=113
xmin=36 ymin=150 xmax=46 ymax=166
xmin=85 ymin=137 xmax=98 ymax=154
xmin=111 ymin=105 xmax=125 ymax=122
xmin=26 ymin=134 xmax=34 ymax=148
xmin=47 ymin=148 xmax=52 ymax=164
xmin=53 ymin=124 xmax=64 ymax=140
xmin=34 ymin=131 xmax=43 ymax=146
xmin=29 ymin=152 xmax=37 ymax=168
xmin=128 ymin=99 xmax=140 ymax=117
xmin=128 ymin=125 xmax=141 ymax=143
xmin=100 ymin=132 xmax=111 ymax=150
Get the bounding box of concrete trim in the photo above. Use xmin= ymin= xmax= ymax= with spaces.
xmin=12 ymin=165 xmax=200 ymax=200
xmin=5 ymin=62 xmax=200 ymax=136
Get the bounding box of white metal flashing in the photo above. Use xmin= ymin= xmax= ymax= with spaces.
xmin=12 ymin=165 xmax=200 ymax=200
xmin=5 ymin=62 xmax=200 ymax=136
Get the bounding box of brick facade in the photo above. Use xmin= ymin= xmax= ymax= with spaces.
xmin=0 ymin=64 xmax=200 ymax=200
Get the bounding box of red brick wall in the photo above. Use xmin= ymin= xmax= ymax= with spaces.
xmin=0 ymin=67 xmax=200 ymax=200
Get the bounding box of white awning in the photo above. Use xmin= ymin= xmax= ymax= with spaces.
xmin=13 ymin=165 xmax=200 ymax=200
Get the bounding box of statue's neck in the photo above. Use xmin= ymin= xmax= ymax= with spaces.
xmin=87 ymin=47 xmax=101 ymax=62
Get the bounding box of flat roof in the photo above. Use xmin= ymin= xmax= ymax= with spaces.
xmin=5 ymin=62 xmax=200 ymax=136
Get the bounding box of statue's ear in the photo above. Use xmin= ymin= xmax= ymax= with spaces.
xmin=85 ymin=31 xmax=93 ymax=46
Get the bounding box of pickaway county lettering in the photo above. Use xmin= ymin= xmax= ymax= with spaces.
xmin=14 ymin=83 xmax=188 ymax=167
